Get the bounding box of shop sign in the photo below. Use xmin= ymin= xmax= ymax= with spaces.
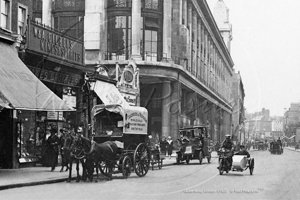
xmin=116 ymin=60 xmax=139 ymax=105
xmin=47 ymin=111 xmax=63 ymax=120
xmin=121 ymin=93 xmax=137 ymax=106
xmin=28 ymin=21 xmax=84 ymax=65
xmin=63 ymin=87 xmax=76 ymax=108
xmin=28 ymin=66 xmax=81 ymax=86
xmin=124 ymin=110 xmax=148 ymax=134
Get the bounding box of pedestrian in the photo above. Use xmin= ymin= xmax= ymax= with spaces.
xmin=47 ymin=127 xmax=60 ymax=171
xmin=77 ymin=126 xmax=83 ymax=136
xmin=166 ymin=136 xmax=173 ymax=159
xmin=41 ymin=127 xmax=51 ymax=167
xmin=160 ymin=136 xmax=168 ymax=156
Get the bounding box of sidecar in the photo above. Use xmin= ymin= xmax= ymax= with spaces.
xmin=231 ymin=155 xmax=254 ymax=175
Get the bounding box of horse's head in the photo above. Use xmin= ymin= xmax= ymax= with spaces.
xmin=70 ymin=135 xmax=91 ymax=158
xmin=62 ymin=132 xmax=73 ymax=151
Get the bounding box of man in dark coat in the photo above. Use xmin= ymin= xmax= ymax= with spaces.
xmin=220 ymin=134 xmax=235 ymax=167
xmin=47 ymin=127 xmax=60 ymax=171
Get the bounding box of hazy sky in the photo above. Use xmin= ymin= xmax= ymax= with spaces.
xmin=207 ymin=0 xmax=300 ymax=116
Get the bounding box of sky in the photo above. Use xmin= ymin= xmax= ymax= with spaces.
xmin=207 ymin=0 xmax=300 ymax=116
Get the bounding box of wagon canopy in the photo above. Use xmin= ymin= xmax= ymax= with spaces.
xmin=91 ymin=104 xmax=148 ymax=135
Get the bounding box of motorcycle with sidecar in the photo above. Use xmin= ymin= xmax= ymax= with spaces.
xmin=218 ymin=148 xmax=254 ymax=175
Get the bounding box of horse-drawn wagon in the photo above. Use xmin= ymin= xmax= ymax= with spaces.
xmin=91 ymin=104 xmax=150 ymax=179
xmin=70 ymin=72 xmax=151 ymax=181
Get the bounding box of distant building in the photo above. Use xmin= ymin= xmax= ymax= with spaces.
xmin=245 ymin=108 xmax=272 ymax=140
xmin=271 ymin=117 xmax=284 ymax=139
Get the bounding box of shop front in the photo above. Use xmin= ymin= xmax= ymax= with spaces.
xmin=16 ymin=19 xmax=86 ymax=167
xmin=0 ymin=41 xmax=74 ymax=169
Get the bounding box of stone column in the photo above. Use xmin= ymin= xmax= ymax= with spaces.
xmin=170 ymin=81 xmax=180 ymax=139
xmin=192 ymin=11 xmax=197 ymax=76
xmin=85 ymin=0 xmax=105 ymax=63
xmin=162 ymin=80 xmax=171 ymax=138
xmin=163 ymin=0 xmax=172 ymax=61
xmin=187 ymin=3 xmax=192 ymax=70
xmin=131 ymin=0 xmax=142 ymax=60
xmin=197 ymin=21 xmax=201 ymax=78
xmin=42 ymin=0 xmax=52 ymax=27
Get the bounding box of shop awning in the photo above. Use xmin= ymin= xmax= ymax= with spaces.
xmin=0 ymin=42 xmax=74 ymax=111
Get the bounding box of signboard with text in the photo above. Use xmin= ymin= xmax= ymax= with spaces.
xmin=28 ymin=20 xmax=84 ymax=65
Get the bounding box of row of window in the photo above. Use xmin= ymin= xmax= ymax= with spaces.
xmin=181 ymin=1 xmax=232 ymax=103
xmin=0 ymin=0 xmax=27 ymax=35
xmin=107 ymin=15 xmax=161 ymax=62
xmin=107 ymin=0 xmax=161 ymax=10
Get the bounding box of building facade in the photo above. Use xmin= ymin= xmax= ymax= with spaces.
xmin=245 ymin=108 xmax=272 ymax=141
xmin=83 ymin=0 xmax=235 ymax=144
xmin=284 ymin=102 xmax=300 ymax=139
xmin=231 ymin=71 xmax=245 ymax=143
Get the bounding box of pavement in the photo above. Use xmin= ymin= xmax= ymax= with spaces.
xmin=0 ymin=151 xmax=184 ymax=191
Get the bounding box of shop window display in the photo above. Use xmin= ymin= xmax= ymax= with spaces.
xmin=17 ymin=110 xmax=76 ymax=165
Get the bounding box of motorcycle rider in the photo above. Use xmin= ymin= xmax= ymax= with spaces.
xmin=220 ymin=134 xmax=235 ymax=168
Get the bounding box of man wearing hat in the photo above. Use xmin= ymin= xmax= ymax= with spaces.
xmin=47 ymin=127 xmax=60 ymax=171
xmin=220 ymin=134 xmax=235 ymax=167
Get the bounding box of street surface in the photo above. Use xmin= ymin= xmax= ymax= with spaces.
xmin=1 ymin=149 xmax=300 ymax=200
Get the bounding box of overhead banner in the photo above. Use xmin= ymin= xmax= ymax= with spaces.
xmin=91 ymin=80 xmax=129 ymax=108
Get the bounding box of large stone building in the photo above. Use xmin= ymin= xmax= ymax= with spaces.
xmin=84 ymin=0 xmax=235 ymax=142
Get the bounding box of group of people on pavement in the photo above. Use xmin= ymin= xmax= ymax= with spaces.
xmin=148 ymin=134 xmax=174 ymax=159
xmin=41 ymin=125 xmax=83 ymax=171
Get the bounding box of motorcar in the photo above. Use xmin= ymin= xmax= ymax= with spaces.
xmin=176 ymin=125 xmax=211 ymax=165
xmin=269 ymin=142 xmax=283 ymax=154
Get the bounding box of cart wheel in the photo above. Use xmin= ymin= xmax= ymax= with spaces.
xmin=122 ymin=156 xmax=132 ymax=179
xmin=186 ymin=159 xmax=190 ymax=164
xmin=133 ymin=143 xmax=150 ymax=177
xmin=249 ymin=158 xmax=254 ymax=175
xmin=99 ymin=161 xmax=110 ymax=177
xmin=199 ymin=151 xmax=203 ymax=165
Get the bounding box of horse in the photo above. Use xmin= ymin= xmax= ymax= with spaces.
xmin=68 ymin=134 xmax=88 ymax=182
xmin=59 ymin=131 xmax=73 ymax=172
xmin=71 ymin=135 xmax=118 ymax=182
